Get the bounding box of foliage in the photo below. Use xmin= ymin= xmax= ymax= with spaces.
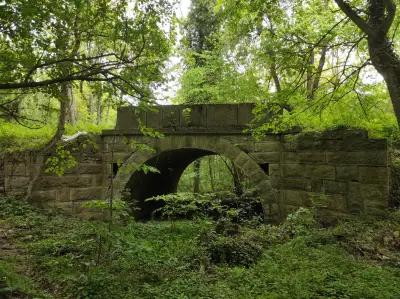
xmin=45 ymin=143 xmax=78 ymax=176
xmin=146 ymin=191 xmax=263 ymax=223
xmin=1 ymin=197 xmax=400 ymax=298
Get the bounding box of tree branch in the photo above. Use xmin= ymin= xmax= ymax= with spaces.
xmin=334 ymin=0 xmax=373 ymax=35
xmin=383 ymin=0 xmax=396 ymax=34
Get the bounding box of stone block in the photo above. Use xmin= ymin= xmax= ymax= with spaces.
xmin=359 ymin=184 xmax=388 ymax=208
xmin=358 ymin=166 xmax=388 ymax=184
xmin=347 ymin=182 xmax=363 ymax=213
xmin=207 ymin=104 xmax=237 ymax=127
xmin=102 ymin=153 xmax=129 ymax=163
xmin=5 ymin=163 xmax=26 ymax=176
xmin=282 ymin=164 xmax=303 ymax=177
xmin=325 ymin=138 xmax=387 ymax=152
xmin=161 ymin=106 xmax=180 ymax=128
xmin=235 ymin=142 xmax=255 ymax=153
xmin=280 ymin=177 xmax=310 ymax=191
xmin=269 ymin=163 xmax=280 ymax=177
xmin=317 ymin=193 xmax=347 ymax=212
xmin=70 ymin=187 xmax=105 ymax=201
xmin=9 ymin=176 xmax=30 ymax=189
xmin=56 ymin=188 xmax=71 ymax=202
xmin=326 ymin=151 xmax=387 ymax=166
xmin=34 ymin=175 xmax=93 ymax=189
xmin=31 ymin=190 xmax=57 ymax=202
xmin=181 ymin=105 xmax=207 ymax=127
xmin=323 ymin=180 xmax=347 ymax=194
xmin=146 ymin=109 xmax=161 ymax=128
xmin=254 ymin=141 xmax=281 ymax=152
xmin=282 ymin=152 xmax=326 ymax=163
xmin=305 ymin=165 xmax=335 ymax=179
xmin=283 ymin=190 xmax=312 ymax=207
xmin=270 ymin=176 xmax=281 ymax=188
xmin=237 ymin=103 xmax=254 ymax=126
xmin=336 ymin=166 xmax=358 ymax=181
xmin=311 ymin=179 xmax=323 ymax=192
xmin=249 ymin=152 xmax=280 ymax=163
xmin=321 ymin=128 xmax=368 ymax=139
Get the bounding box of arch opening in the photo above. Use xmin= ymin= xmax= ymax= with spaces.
xmin=124 ymin=148 xmax=215 ymax=219
xmin=123 ymin=149 xmax=265 ymax=221
xmin=113 ymin=136 xmax=275 ymax=221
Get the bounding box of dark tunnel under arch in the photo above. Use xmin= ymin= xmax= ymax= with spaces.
xmin=125 ymin=148 xmax=215 ymax=219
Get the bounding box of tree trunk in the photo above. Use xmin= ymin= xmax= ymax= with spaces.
xmin=368 ymin=37 xmax=400 ymax=125
xmin=231 ymin=163 xmax=243 ymax=196
xmin=310 ymin=46 xmax=328 ymax=99
xmin=193 ymin=159 xmax=201 ymax=193
xmin=97 ymin=97 xmax=102 ymax=124
xmin=65 ymin=84 xmax=77 ymax=125
xmin=306 ymin=47 xmax=315 ymax=99
xmin=208 ymin=156 xmax=215 ymax=191
xmin=334 ymin=0 xmax=400 ymax=125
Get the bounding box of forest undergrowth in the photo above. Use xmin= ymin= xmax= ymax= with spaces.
xmin=1 ymin=197 xmax=400 ymax=299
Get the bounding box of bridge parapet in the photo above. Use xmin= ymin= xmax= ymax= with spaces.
xmin=108 ymin=103 xmax=256 ymax=134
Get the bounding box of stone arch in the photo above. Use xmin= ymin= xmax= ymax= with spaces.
xmin=112 ymin=136 xmax=277 ymax=220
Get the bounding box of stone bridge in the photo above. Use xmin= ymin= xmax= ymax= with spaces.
xmin=0 ymin=103 xmax=390 ymax=222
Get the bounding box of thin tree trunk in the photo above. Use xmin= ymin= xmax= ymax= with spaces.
xmin=208 ymin=156 xmax=215 ymax=191
xmin=310 ymin=46 xmax=328 ymax=100
xmin=193 ymin=159 xmax=201 ymax=193
xmin=306 ymin=47 xmax=315 ymax=99
xmin=65 ymin=84 xmax=77 ymax=125
xmin=270 ymin=61 xmax=281 ymax=93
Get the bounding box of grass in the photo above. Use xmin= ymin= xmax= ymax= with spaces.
xmin=0 ymin=120 xmax=114 ymax=154
xmin=0 ymin=197 xmax=400 ymax=298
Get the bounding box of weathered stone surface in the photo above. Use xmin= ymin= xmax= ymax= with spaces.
xmin=56 ymin=188 xmax=71 ymax=202
xmin=78 ymin=164 xmax=104 ymax=174
xmin=347 ymin=182 xmax=363 ymax=213
xmin=249 ymin=152 xmax=281 ymax=163
xmin=70 ymin=187 xmax=105 ymax=202
xmin=282 ymin=163 xmax=335 ymax=179
xmin=336 ymin=166 xmax=358 ymax=181
xmin=35 ymin=175 xmax=93 ymax=189
xmin=31 ymin=190 xmax=57 ymax=202
xmin=306 ymin=165 xmax=335 ymax=179
xmin=254 ymin=141 xmax=281 ymax=152
xmin=323 ymin=180 xmax=347 ymax=194
xmin=279 ymin=177 xmax=310 ymax=191
xmin=326 ymin=151 xmax=387 ymax=166
xmin=9 ymin=177 xmax=30 ymax=188
xmin=283 ymin=152 xmax=326 ymax=163
xmin=269 ymin=163 xmax=280 ymax=177
xmin=234 ymin=142 xmax=255 ymax=153
xmin=282 ymin=164 xmax=304 ymax=177
xmin=207 ymin=104 xmax=238 ymax=127
xmin=5 ymin=163 xmax=26 ymax=176
xmin=359 ymin=184 xmax=388 ymax=207
xmin=358 ymin=166 xmax=389 ymax=184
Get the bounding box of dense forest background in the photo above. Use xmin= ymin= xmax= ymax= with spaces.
xmin=1 ymin=0 xmax=400 ymax=153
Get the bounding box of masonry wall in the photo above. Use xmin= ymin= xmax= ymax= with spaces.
xmin=238 ymin=129 xmax=389 ymax=219
xmin=1 ymin=136 xmax=106 ymax=216
xmin=0 ymin=129 xmax=390 ymax=221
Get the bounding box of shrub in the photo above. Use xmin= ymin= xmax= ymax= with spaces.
xmin=145 ymin=191 xmax=264 ymax=223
